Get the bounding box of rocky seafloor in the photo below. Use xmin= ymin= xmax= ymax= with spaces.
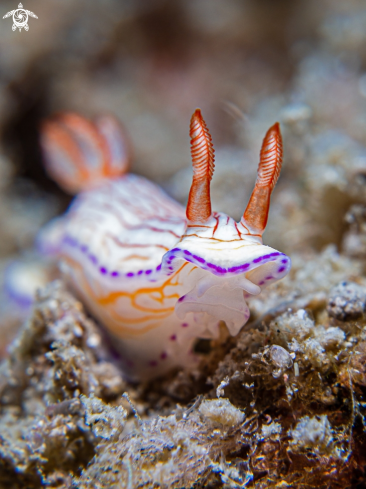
xmin=1 ymin=248 xmax=366 ymax=488
xmin=1 ymin=0 xmax=366 ymax=487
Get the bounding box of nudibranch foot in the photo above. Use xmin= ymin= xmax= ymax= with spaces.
xmin=107 ymin=323 xmax=200 ymax=381
xmin=40 ymin=110 xmax=290 ymax=381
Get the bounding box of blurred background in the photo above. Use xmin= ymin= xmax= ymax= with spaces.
xmin=1 ymin=0 xmax=366 ymax=354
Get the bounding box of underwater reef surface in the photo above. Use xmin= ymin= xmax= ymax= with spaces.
xmin=2 ymin=0 xmax=366 ymax=487
xmin=0 ymin=247 xmax=365 ymax=488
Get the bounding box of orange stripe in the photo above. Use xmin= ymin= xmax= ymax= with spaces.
xmin=98 ymin=263 xmax=187 ymax=308
xmin=62 ymin=255 xmax=188 ymax=319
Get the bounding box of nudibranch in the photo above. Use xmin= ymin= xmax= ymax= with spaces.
xmin=39 ymin=109 xmax=291 ymax=380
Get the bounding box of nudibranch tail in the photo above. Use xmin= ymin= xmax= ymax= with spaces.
xmin=186 ymin=109 xmax=215 ymax=223
xmin=242 ymin=122 xmax=283 ymax=234
xmin=41 ymin=113 xmax=130 ymax=194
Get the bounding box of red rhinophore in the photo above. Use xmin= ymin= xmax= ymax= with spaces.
xmin=242 ymin=122 xmax=283 ymax=234
xmin=186 ymin=109 xmax=215 ymax=223
xmin=257 ymin=122 xmax=283 ymax=190
xmin=41 ymin=113 xmax=130 ymax=194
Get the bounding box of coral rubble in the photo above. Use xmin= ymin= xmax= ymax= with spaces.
xmin=0 ymin=282 xmax=125 ymax=488
xmin=0 ymin=263 xmax=365 ymax=487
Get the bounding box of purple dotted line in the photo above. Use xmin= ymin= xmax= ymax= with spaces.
xmin=167 ymin=248 xmax=289 ymax=276
xmin=164 ymin=251 xmax=179 ymax=275
xmin=63 ymin=235 xmax=162 ymax=279
xmin=64 ymin=235 xmax=290 ymax=283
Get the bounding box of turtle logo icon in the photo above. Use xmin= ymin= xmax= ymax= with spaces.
xmin=3 ymin=3 xmax=38 ymax=31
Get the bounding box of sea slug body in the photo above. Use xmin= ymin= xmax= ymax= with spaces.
xmin=39 ymin=109 xmax=291 ymax=380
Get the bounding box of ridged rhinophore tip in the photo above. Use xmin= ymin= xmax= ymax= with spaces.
xmin=257 ymin=121 xmax=283 ymax=190
xmin=191 ymin=108 xmax=202 ymax=121
xmin=242 ymin=121 xmax=283 ymax=234
xmin=186 ymin=109 xmax=215 ymax=223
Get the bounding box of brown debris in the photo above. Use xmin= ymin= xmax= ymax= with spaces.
xmin=327 ymin=281 xmax=366 ymax=321
xmin=0 ymin=282 xmax=126 ymax=488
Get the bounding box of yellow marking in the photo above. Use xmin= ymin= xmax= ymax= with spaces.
xmin=182 ymin=234 xmax=247 ymax=243
xmin=203 ymin=243 xmax=261 ymax=252
xmin=119 ymin=254 xmax=151 ymax=261
xmin=62 ymin=255 xmax=189 ymax=335
xmin=98 ymin=264 xmax=188 ymax=312
xmin=107 ymin=310 xmax=174 ymax=335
